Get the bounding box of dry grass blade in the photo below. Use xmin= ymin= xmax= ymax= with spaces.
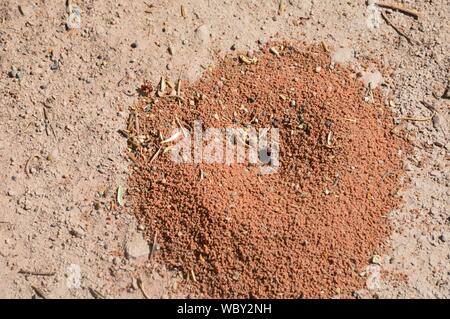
xmin=190 ymin=269 xmax=197 ymax=282
xmin=137 ymin=278 xmax=150 ymax=299
xmin=161 ymin=131 xmax=182 ymax=144
xmin=149 ymin=147 xmax=162 ymax=164
xmin=399 ymin=113 xmax=434 ymax=122
xmin=175 ymin=115 xmax=189 ymax=137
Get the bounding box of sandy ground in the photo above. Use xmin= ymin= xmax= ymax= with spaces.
xmin=0 ymin=0 xmax=448 ymax=298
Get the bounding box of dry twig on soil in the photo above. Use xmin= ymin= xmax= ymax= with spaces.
xmin=31 ymin=286 xmax=47 ymax=299
xmin=137 ymin=278 xmax=150 ymax=299
xmin=381 ymin=12 xmax=414 ymax=44
xmin=19 ymin=269 xmax=56 ymax=276
xmin=376 ymin=2 xmax=420 ymax=20
xmin=88 ymin=287 xmax=105 ymax=299
xmin=399 ymin=113 xmax=435 ymax=122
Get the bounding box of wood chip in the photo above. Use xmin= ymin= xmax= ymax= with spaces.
xmin=117 ymin=185 xmax=125 ymax=207
xmin=269 ymin=47 xmax=280 ymax=57
xmin=239 ymin=55 xmax=258 ymax=65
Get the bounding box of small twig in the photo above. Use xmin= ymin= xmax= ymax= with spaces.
xmin=376 ymin=2 xmax=420 ymax=20
xmin=190 ymin=269 xmax=197 ymax=282
xmin=420 ymin=100 xmax=435 ymax=112
xmin=175 ymin=115 xmax=189 ymax=138
xmin=31 ymin=286 xmax=47 ymax=299
xmin=176 ymin=79 xmax=182 ymax=96
xmin=149 ymin=147 xmax=162 ymax=164
xmin=117 ymin=73 xmax=129 ymax=87
xmin=381 ymin=12 xmax=414 ymax=44
xmin=88 ymin=287 xmax=105 ymax=299
xmin=137 ymin=278 xmax=150 ymax=299
xmin=19 ymin=269 xmax=56 ymax=277
xmin=144 ymin=2 xmax=154 ymax=9
xmin=150 ymin=230 xmax=159 ymax=258
xmin=399 ymin=114 xmax=434 ymax=122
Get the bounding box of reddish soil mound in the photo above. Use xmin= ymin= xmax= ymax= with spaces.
xmin=126 ymin=43 xmax=407 ymax=298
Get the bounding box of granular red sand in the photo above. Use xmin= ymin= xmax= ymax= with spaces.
xmin=126 ymin=43 xmax=407 ymax=298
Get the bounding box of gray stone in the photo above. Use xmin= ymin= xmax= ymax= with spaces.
xmin=8 ymin=70 xmax=17 ymax=78
xmin=432 ymin=114 xmax=441 ymax=130
xmin=125 ymin=234 xmax=150 ymax=259
xmin=195 ymin=25 xmax=210 ymax=42
xmin=70 ymin=227 xmax=85 ymax=238
xmin=361 ymin=70 xmax=383 ymax=89
xmin=331 ymin=47 xmax=355 ymax=65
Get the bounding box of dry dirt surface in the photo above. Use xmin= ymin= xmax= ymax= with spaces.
xmin=0 ymin=0 xmax=449 ymax=299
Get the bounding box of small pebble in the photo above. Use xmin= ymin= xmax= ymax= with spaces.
xmin=8 ymin=70 xmax=17 ymax=78
xmin=50 ymin=60 xmax=60 ymax=71
xmin=432 ymin=114 xmax=441 ymax=130
xmin=131 ymin=41 xmax=138 ymax=49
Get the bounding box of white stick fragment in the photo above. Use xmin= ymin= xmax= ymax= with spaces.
xmin=161 ymin=131 xmax=182 ymax=144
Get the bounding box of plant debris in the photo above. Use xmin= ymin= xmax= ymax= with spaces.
xmin=117 ymin=185 xmax=125 ymax=207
